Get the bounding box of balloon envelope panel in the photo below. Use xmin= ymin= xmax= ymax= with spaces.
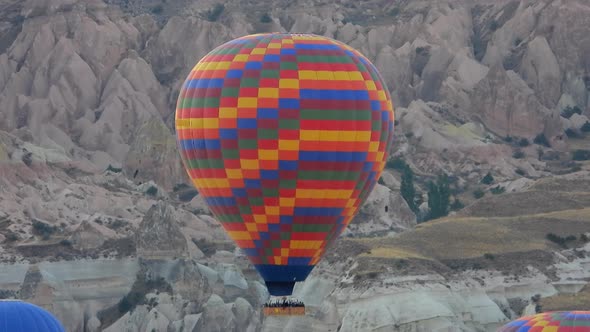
xmin=0 ymin=300 xmax=66 ymax=332
xmin=175 ymin=33 xmax=394 ymax=295
xmin=498 ymin=311 xmax=590 ymax=331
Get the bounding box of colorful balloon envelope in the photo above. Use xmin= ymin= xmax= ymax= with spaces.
xmin=0 ymin=300 xmax=66 ymax=332
xmin=498 ymin=311 xmax=590 ymax=331
xmin=175 ymin=33 xmax=395 ymax=295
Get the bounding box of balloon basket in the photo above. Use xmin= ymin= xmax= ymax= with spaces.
xmin=262 ymin=297 xmax=306 ymax=316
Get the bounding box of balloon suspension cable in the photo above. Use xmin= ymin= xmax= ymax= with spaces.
xmin=262 ymin=296 xmax=306 ymax=316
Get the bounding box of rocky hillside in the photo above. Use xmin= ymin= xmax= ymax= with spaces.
xmin=0 ymin=0 xmax=590 ymax=331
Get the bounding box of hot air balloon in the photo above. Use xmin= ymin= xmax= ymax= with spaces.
xmin=175 ymin=33 xmax=395 ymax=312
xmin=498 ymin=311 xmax=590 ymax=331
xmin=0 ymin=300 xmax=66 ymax=332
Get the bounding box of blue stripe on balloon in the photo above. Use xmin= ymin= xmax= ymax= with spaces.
xmin=294 ymin=207 xmax=343 ymax=216
xmin=184 ymin=78 xmax=224 ymax=89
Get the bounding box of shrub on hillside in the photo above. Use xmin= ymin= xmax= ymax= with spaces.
xmin=32 ymin=221 xmax=56 ymax=240
xmin=106 ymin=164 xmax=122 ymax=173
xmin=473 ymin=189 xmax=485 ymax=199
xmin=150 ymin=4 xmax=163 ymax=14
xmin=481 ymin=172 xmax=494 ymax=185
xmin=490 ymin=186 xmax=505 ymax=195
xmin=146 ymin=186 xmax=158 ymax=196
xmin=118 ymin=275 xmax=172 ymax=314
xmin=518 ymin=138 xmax=530 ymax=147
xmin=561 ymin=105 xmax=582 ymax=119
xmin=206 ymin=4 xmax=225 ymax=22
xmin=450 ymin=198 xmax=464 ymax=211
xmin=565 ymin=128 xmax=579 ymax=138
xmin=533 ymin=133 xmax=550 ymax=147
xmin=572 ymin=149 xmax=590 ymax=161
xmin=386 ymin=157 xmax=408 ymax=171
xmin=512 ymin=150 xmax=525 ymax=159
xmin=546 ymin=233 xmax=576 ymax=248
xmin=260 ymin=13 xmax=272 ymax=23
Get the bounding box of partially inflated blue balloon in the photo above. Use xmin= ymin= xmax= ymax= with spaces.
xmin=0 ymin=300 xmax=65 ymax=332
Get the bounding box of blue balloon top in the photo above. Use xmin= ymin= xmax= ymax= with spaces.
xmin=0 ymin=300 xmax=65 ymax=332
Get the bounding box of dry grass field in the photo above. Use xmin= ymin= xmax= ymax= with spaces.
xmin=540 ymin=285 xmax=590 ymax=311
xmin=331 ymin=176 xmax=590 ymax=278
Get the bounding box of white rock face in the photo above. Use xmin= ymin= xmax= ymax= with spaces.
xmin=135 ymin=202 xmax=188 ymax=259
xmin=482 ymin=5 xmax=536 ymax=67
xmin=144 ymin=308 xmax=171 ymax=332
xmin=276 ymin=251 xmax=590 ymax=332
xmin=216 ymin=264 xmax=248 ymax=290
xmin=519 ymin=36 xmax=561 ymax=107
xmin=348 ymin=184 xmax=416 ymax=236
xmin=397 ymin=100 xmax=487 ymax=151
xmin=569 ymin=113 xmax=589 ymax=130
xmin=471 ymin=65 xmax=563 ymax=145
xmin=68 ymin=220 xmax=117 ymax=250
xmin=0 ymin=259 xmax=140 ymax=331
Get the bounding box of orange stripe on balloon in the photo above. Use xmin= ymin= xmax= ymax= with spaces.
xmin=299 ymin=141 xmax=370 ymax=152
xmin=299 ymin=80 xmax=367 ymax=90
xmin=234 ymin=240 xmax=256 ymax=248
xmin=296 ymin=180 xmax=357 ymax=190
xmin=289 ymin=249 xmax=318 ymax=257
xmin=294 ymin=198 xmax=349 ymax=207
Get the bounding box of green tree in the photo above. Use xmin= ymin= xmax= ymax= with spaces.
xmin=473 ymin=189 xmax=485 ymax=199
xmin=573 ymin=149 xmax=590 ymax=161
xmin=481 ymin=172 xmax=494 ymax=185
xmin=427 ymin=174 xmax=450 ymax=220
xmin=534 ymin=133 xmax=550 ymax=147
xmin=450 ymin=197 xmax=464 ymax=211
xmin=206 ymin=4 xmax=225 ymax=22
xmin=385 ymin=157 xmax=407 ymax=171
xmin=438 ymin=174 xmax=450 ymax=216
xmin=260 ymin=13 xmax=272 ymax=23
xmin=561 ymin=105 xmax=582 ymax=119
xmin=400 ymin=166 xmax=417 ymax=212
